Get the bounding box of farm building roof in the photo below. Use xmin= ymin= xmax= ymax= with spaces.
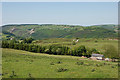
xmin=91 ymin=54 xmax=104 ymax=57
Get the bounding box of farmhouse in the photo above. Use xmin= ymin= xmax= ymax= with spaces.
xmin=91 ymin=53 xmax=104 ymax=60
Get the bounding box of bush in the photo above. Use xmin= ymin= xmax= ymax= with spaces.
xmin=57 ymin=68 xmax=68 ymax=72
xmin=76 ymin=62 xmax=84 ymax=65
xmin=111 ymin=66 xmax=115 ymax=68
xmin=73 ymin=45 xmax=86 ymax=56
xmin=50 ymin=62 xmax=55 ymax=65
xmin=95 ymin=40 xmax=98 ymax=42
xmin=9 ymin=71 xmax=17 ymax=78
xmin=91 ymin=69 xmax=96 ymax=72
xmin=57 ymin=61 xmax=62 ymax=64
xmin=96 ymin=64 xmax=100 ymax=67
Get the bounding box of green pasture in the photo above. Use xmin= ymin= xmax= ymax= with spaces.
xmin=2 ymin=48 xmax=118 ymax=78
xmin=34 ymin=38 xmax=118 ymax=52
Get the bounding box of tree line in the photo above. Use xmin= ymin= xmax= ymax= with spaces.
xmin=2 ymin=40 xmax=100 ymax=57
xmin=2 ymin=38 xmax=119 ymax=59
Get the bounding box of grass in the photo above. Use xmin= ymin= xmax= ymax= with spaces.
xmin=34 ymin=38 xmax=118 ymax=52
xmin=2 ymin=48 xmax=118 ymax=78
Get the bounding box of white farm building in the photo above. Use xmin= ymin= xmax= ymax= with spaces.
xmin=91 ymin=54 xmax=104 ymax=60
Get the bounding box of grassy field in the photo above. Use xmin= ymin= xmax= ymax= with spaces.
xmin=34 ymin=38 xmax=118 ymax=52
xmin=2 ymin=48 xmax=118 ymax=78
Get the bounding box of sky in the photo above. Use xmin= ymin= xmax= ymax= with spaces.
xmin=1 ymin=0 xmax=119 ymax=2
xmin=2 ymin=2 xmax=118 ymax=26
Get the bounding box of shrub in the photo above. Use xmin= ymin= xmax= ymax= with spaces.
xmin=50 ymin=62 xmax=55 ymax=65
xmin=76 ymin=62 xmax=84 ymax=65
xmin=57 ymin=61 xmax=62 ymax=64
xmin=9 ymin=71 xmax=17 ymax=78
xmin=96 ymin=64 xmax=100 ymax=67
xmin=28 ymin=73 xmax=32 ymax=78
xmin=91 ymin=69 xmax=96 ymax=72
xmin=95 ymin=40 xmax=98 ymax=42
xmin=84 ymin=63 xmax=90 ymax=66
xmin=111 ymin=66 xmax=115 ymax=68
xmin=57 ymin=68 xmax=68 ymax=72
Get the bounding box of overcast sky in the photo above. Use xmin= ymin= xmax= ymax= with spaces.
xmin=2 ymin=2 xmax=118 ymax=26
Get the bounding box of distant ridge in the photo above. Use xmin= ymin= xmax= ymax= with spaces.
xmin=2 ymin=24 xmax=118 ymax=40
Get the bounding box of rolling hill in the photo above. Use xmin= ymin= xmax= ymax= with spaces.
xmin=1 ymin=24 xmax=118 ymax=40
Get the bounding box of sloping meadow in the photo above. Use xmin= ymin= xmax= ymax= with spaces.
xmin=2 ymin=48 xmax=118 ymax=78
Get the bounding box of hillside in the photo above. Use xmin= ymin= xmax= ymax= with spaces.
xmin=1 ymin=24 xmax=118 ymax=40
xmin=2 ymin=48 xmax=118 ymax=78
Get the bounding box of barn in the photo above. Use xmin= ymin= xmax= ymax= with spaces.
xmin=91 ymin=54 xmax=104 ymax=60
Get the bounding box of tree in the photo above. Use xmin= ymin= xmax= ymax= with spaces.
xmin=41 ymin=46 xmax=46 ymax=53
xmin=18 ymin=43 xmax=23 ymax=50
xmin=102 ymin=44 xmax=118 ymax=59
xmin=56 ymin=48 xmax=62 ymax=55
xmin=28 ymin=45 xmax=32 ymax=52
xmin=23 ymin=37 xmax=34 ymax=43
xmin=75 ymin=45 xmax=86 ymax=56
xmin=14 ymin=43 xmax=19 ymax=49
xmin=86 ymin=48 xmax=93 ymax=57
xmin=2 ymin=41 xmax=9 ymax=48
xmin=37 ymin=46 xmax=44 ymax=53
xmin=31 ymin=45 xmax=37 ymax=52
xmin=9 ymin=42 xmax=14 ymax=48
xmin=61 ymin=46 xmax=69 ymax=55
xmin=91 ymin=48 xmax=100 ymax=54
xmin=25 ymin=44 xmax=29 ymax=51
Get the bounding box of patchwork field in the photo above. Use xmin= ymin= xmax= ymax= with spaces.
xmin=2 ymin=48 xmax=118 ymax=78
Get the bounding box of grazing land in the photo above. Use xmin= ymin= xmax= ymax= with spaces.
xmin=1 ymin=24 xmax=119 ymax=78
xmin=33 ymin=38 xmax=118 ymax=52
xmin=2 ymin=48 xmax=118 ymax=78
